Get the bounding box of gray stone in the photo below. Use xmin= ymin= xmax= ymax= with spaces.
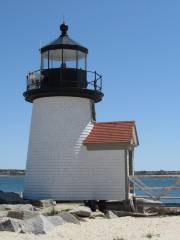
xmin=106 ymin=210 xmax=119 ymax=219
xmin=47 ymin=216 xmax=65 ymax=226
xmin=0 ymin=205 xmax=10 ymax=211
xmin=40 ymin=206 xmax=56 ymax=216
xmin=0 ymin=217 xmax=22 ymax=232
xmin=30 ymin=199 xmax=56 ymax=208
xmin=21 ymin=215 xmax=55 ymax=234
xmin=0 ymin=191 xmax=25 ymax=204
xmin=17 ymin=204 xmax=37 ymax=211
xmin=112 ymin=210 xmax=147 ymax=217
xmin=0 ymin=211 xmax=8 ymax=218
xmin=7 ymin=210 xmax=40 ymax=220
xmin=59 ymin=211 xmax=80 ymax=225
xmin=135 ymin=197 xmax=161 ymax=206
xmin=0 ymin=204 xmax=36 ymax=212
xmin=69 ymin=206 xmax=92 ymax=217
xmin=90 ymin=211 xmax=105 ymax=218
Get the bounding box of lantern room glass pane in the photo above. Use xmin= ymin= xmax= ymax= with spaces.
xmin=77 ymin=51 xmax=86 ymax=70
xmin=62 ymin=49 xmax=76 ymax=68
xmin=49 ymin=50 xmax=62 ymax=68
xmin=41 ymin=51 xmax=49 ymax=69
xmin=41 ymin=49 xmax=87 ymax=69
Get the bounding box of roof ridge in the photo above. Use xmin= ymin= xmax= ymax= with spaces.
xmin=95 ymin=121 xmax=135 ymax=124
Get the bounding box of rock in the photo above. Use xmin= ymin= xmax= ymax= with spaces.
xmin=90 ymin=211 xmax=105 ymax=219
xmin=74 ymin=216 xmax=87 ymax=222
xmin=147 ymin=207 xmax=180 ymax=216
xmin=84 ymin=200 xmax=97 ymax=211
xmin=136 ymin=205 xmax=145 ymax=214
xmin=0 ymin=217 xmax=22 ymax=232
xmin=98 ymin=200 xmax=106 ymax=212
xmin=135 ymin=198 xmax=161 ymax=206
xmin=17 ymin=204 xmax=37 ymax=211
xmin=0 ymin=191 xmax=25 ymax=204
xmin=0 ymin=204 xmax=36 ymax=212
xmin=59 ymin=211 xmax=80 ymax=225
xmin=41 ymin=206 xmax=56 ymax=216
xmin=7 ymin=210 xmax=40 ymax=220
xmin=47 ymin=216 xmax=65 ymax=226
xmin=21 ymin=215 xmax=55 ymax=234
xmin=30 ymin=199 xmax=56 ymax=208
xmin=69 ymin=206 xmax=92 ymax=217
xmin=0 ymin=211 xmax=9 ymax=218
xmin=112 ymin=210 xmax=148 ymax=217
xmin=0 ymin=205 xmax=10 ymax=211
xmin=105 ymin=210 xmax=119 ymax=219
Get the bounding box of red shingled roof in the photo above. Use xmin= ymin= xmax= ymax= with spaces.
xmin=84 ymin=121 xmax=138 ymax=145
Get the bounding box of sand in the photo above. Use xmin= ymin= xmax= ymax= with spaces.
xmin=0 ymin=216 xmax=180 ymax=240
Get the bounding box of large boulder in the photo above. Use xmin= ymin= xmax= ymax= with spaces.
xmin=21 ymin=215 xmax=55 ymax=234
xmin=69 ymin=206 xmax=92 ymax=217
xmin=59 ymin=211 xmax=80 ymax=225
xmin=0 ymin=191 xmax=25 ymax=204
xmin=47 ymin=216 xmax=65 ymax=226
xmin=7 ymin=210 xmax=40 ymax=220
xmin=30 ymin=199 xmax=56 ymax=208
xmin=0 ymin=217 xmax=22 ymax=232
xmin=0 ymin=204 xmax=37 ymax=212
xmin=16 ymin=204 xmax=37 ymax=211
xmin=40 ymin=206 xmax=56 ymax=216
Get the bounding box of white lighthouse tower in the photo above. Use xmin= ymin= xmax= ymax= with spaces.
xmin=23 ymin=22 xmax=103 ymax=200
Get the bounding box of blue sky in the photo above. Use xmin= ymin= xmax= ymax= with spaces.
xmin=0 ymin=0 xmax=180 ymax=170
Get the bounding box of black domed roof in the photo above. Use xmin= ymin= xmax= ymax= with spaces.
xmin=40 ymin=22 xmax=88 ymax=54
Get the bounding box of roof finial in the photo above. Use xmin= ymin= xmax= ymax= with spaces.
xmin=60 ymin=20 xmax=68 ymax=36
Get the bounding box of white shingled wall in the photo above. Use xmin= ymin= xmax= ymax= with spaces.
xmin=24 ymin=96 xmax=126 ymax=200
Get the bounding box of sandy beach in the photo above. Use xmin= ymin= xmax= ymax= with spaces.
xmin=0 ymin=216 xmax=180 ymax=240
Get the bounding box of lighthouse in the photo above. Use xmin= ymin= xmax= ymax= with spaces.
xmin=24 ymin=22 xmax=103 ymax=200
xmin=24 ymin=22 xmax=139 ymax=201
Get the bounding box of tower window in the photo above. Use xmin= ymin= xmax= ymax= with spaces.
xmin=91 ymin=101 xmax=96 ymax=121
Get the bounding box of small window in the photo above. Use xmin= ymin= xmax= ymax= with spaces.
xmin=90 ymin=101 xmax=96 ymax=121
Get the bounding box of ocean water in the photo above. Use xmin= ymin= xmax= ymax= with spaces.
xmin=0 ymin=176 xmax=24 ymax=193
xmin=0 ymin=176 xmax=180 ymax=203
xmin=135 ymin=177 xmax=180 ymax=204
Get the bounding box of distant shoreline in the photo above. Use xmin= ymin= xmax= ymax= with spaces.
xmin=134 ymin=170 xmax=180 ymax=175
xmin=0 ymin=169 xmax=180 ymax=176
xmin=0 ymin=169 xmax=25 ymax=176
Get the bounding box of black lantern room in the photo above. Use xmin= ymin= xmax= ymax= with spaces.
xmin=24 ymin=22 xmax=103 ymax=103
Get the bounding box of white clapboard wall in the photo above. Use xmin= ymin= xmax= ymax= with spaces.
xmin=24 ymin=96 xmax=126 ymax=200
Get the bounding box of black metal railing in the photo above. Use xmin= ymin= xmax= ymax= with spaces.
xmin=26 ymin=69 xmax=102 ymax=92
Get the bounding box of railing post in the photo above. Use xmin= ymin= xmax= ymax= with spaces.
xmin=26 ymin=74 xmax=28 ymax=91
xmin=94 ymin=71 xmax=97 ymax=90
xmin=100 ymin=75 xmax=102 ymax=91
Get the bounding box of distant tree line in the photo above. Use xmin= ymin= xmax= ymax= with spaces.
xmin=0 ymin=169 xmax=25 ymax=176
xmin=135 ymin=170 xmax=180 ymax=175
xmin=0 ymin=169 xmax=180 ymax=176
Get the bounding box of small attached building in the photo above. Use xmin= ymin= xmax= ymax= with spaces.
xmin=83 ymin=121 xmax=139 ymax=200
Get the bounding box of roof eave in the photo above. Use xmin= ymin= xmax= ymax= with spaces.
xmin=132 ymin=125 xmax=139 ymax=147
